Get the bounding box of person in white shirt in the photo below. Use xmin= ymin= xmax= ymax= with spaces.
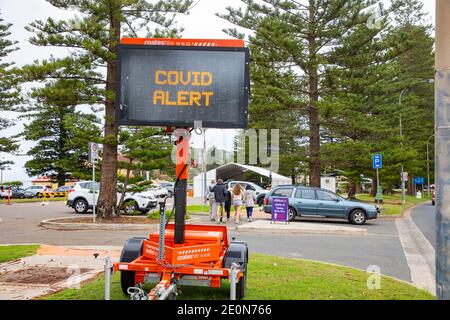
xmin=206 ymin=180 xmax=216 ymax=221
xmin=244 ymin=185 xmax=256 ymax=222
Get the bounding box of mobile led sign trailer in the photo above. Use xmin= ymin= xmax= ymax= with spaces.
xmin=112 ymin=39 xmax=249 ymax=301
xmin=116 ymin=38 xmax=249 ymax=129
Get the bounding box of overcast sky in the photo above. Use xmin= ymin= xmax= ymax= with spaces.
xmin=0 ymin=0 xmax=436 ymax=184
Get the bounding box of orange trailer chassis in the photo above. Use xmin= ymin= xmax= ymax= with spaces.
xmin=113 ymin=224 xmax=246 ymax=300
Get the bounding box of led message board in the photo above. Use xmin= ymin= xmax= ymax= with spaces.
xmin=116 ymin=44 xmax=249 ymax=128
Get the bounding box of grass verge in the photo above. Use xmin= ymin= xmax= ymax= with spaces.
xmin=42 ymin=253 xmax=433 ymax=300
xmin=355 ymin=193 xmax=432 ymax=215
xmin=0 ymin=244 xmax=40 ymax=263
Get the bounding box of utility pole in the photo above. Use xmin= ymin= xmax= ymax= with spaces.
xmin=202 ymin=129 xmax=207 ymax=204
xmin=398 ymin=95 xmax=406 ymax=207
xmin=435 ymin=0 xmax=450 ymax=300
xmin=427 ymin=134 xmax=434 ymax=196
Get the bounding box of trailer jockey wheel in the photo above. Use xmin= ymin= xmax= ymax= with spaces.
xmin=119 ymin=237 xmax=146 ymax=295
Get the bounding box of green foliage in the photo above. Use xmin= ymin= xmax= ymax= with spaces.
xmin=0 ymin=10 xmax=20 ymax=155
xmin=20 ymin=79 xmax=101 ymax=186
xmin=20 ymin=0 xmax=193 ymax=217
xmin=221 ymin=0 xmax=393 ymax=186
xmin=223 ymin=0 xmax=434 ymax=191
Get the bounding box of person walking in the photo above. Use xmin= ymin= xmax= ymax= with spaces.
xmin=224 ymin=183 xmax=232 ymax=222
xmin=231 ymin=183 xmax=244 ymax=224
xmin=207 ymin=180 xmax=216 ymax=221
xmin=244 ymin=185 xmax=256 ymax=222
xmin=212 ymin=179 xmax=227 ymax=223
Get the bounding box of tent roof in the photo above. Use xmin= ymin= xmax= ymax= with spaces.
xmin=199 ymin=162 xmax=290 ymax=182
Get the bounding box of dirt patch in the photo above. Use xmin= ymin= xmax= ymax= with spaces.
xmin=55 ymin=216 xmax=158 ymax=224
xmin=0 ymin=266 xmax=92 ymax=285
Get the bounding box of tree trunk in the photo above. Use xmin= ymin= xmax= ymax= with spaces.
xmin=97 ymin=3 xmax=120 ymax=219
xmin=370 ymin=177 xmax=377 ymax=197
xmin=118 ymin=162 xmax=132 ymax=210
xmin=308 ymin=3 xmax=321 ymax=187
xmin=348 ymin=179 xmax=356 ymax=199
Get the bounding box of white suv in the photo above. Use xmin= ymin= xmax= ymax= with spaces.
xmin=66 ymin=181 xmax=157 ymax=214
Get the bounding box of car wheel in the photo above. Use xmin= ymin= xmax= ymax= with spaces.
xmin=288 ymin=207 xmax=297 ymax=222
xmin=19 ymin=194 xmax=25 ymax=199
xmin=124 ymin=200 xmax=138 ymax=214
xmin=74 ymin=199 xmax=88 ymax=214
xmin=349 ymin=209 xmax=367 ymax=225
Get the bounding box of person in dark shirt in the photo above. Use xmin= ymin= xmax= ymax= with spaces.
xmin=224 ymin=183 xmax=232 ymax=222
xmin=212 ymin=179 xmax=227 ymax=223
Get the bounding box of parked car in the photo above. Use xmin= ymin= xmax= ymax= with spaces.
xmin=227 ymin=180 xmax=268 ymax=206
xmin=56 ymin=186 xmax=72 ymax=193
xmin=24 ymin=185 xmax=53 ymax=197
xmin=159 ymin=182 xmax=174 ymax=197
xmin=66 ymin=181 xmax=157 ymax=214
xmin=0 ymin=185 xmax=10 ymax=199
xmin=10 ymin=187 xmax=34 ymax=199
xmin=144 ymin=186 xmax=169 ymax=198
xmin=263 ymin=185 xmax=379 ymax=225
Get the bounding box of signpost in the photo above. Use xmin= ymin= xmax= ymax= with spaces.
xmin=271 ymin=197 xmax=289 ymax=224
xmin=372 ymin=154 xmax=383 ymax=203
xmin=88 ymin=142 xmax=99 ymax=223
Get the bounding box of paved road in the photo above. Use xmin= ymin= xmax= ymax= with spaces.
xmin=411 ymin=202 xmax=436 ymax=249
xmin=0 ymin=201 xmax=410 ymax=281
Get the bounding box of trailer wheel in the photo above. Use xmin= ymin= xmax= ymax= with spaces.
xmin=119 ymin=237 xmax=146 ymax=295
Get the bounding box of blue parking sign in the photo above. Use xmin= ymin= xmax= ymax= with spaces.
xmin=373 ymin=154 xmax=382 ymax=169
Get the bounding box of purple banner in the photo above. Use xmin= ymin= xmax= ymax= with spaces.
xmin=271 ymin=197 xmax=289 ymax=222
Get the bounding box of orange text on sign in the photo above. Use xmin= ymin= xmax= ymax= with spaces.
xmin=153 ymin=70 xmax=214 ymax=107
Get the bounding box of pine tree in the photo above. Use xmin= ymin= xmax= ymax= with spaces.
xmin=21 ymin=79 xmax=101 ymax=186
xmin=0 ymin=10 xmax=20 ymax=155
xmin=117 ymin=126 xmax=173 ymax=208
xmin=21 ymin=0 xmax=192 ymax=218
xmin=321 ymin=0 xmax=434 ymax=196
xmin=220 ymin=0 xmax=391 ymax=187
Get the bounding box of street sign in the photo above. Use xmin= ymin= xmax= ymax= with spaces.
xmin=88 ymin=142 xmax=99 ymax=164
xmin=414 ymin=177 xmax=425 ymax=184
xmin=372 ymin=154 xmax=382 ymax=169
xmin=271 ymin=197 xmax=289 ymax=224
xmin=116 ymin=44 xmax=249 ymax=129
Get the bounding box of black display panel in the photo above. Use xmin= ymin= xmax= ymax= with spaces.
xmin=116 ymin=45 xmax=249 ymax=128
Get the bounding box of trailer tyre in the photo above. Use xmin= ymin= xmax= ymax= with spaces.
xmin=119 ymin=237 xmax=146 ymax=295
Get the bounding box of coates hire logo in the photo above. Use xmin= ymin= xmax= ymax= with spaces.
xmin=120 ymin=38 xmax=245 ymax=48
xmin=177 ymin=248 xmax=212 ymax=261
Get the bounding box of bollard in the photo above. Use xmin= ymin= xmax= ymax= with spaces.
xmin=7 ymin=187 xmax=11 ymax=205
xmin=104 ymin=256 xmax=111 ymax=300
xmin=229 ymin=263 xmax=239 ymax=300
